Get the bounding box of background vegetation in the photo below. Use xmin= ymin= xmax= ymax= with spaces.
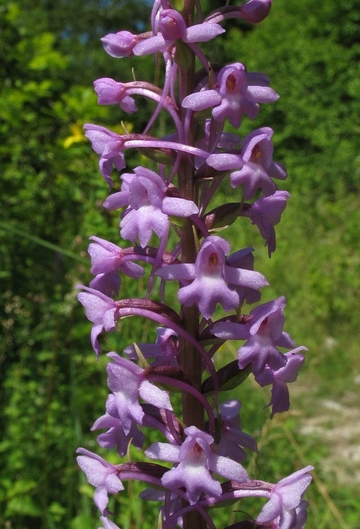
xmin=1 ymin=0 xmax=359 ymax=527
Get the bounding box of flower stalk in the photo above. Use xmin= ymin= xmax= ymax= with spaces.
xmin=76 ymin=0 xmax=313 ymax=528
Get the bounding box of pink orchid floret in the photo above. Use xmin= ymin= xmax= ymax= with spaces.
xmin=237 ymin=296 xmax=295 ymax=376
xmin=101 ymin=30 xmax=138 ymax=58
xmin=88 ymin=236 xmax=144 ymax=278
xmin=84 ymin=124 xmax=126 ymax=187
xmin=91 ymin=394 xmax=145 ymax=456
xmin=103 ymin=166 xmax=199 ymax=247
xmin=156 ymin=236 xmax=268 ymax=320
xmin=106 ymin=352 xmax=173 ymax=435
xmin=182 ymin=63 xmax=278 ymax=129
xmin=76 ymin=448 xmax=124 ymax=514
xmin=133 ymin=9 xmax=225 ymax=56
xmin=256 ymin=347 xmax=306 ymax=418
xmin=87 ymin=237 xmax=144 ymax=297
xmin=216 ymin=399 xmax=258 ymax=462
xmin=94 ymin=78 xmax=137 ymax=113
xmin=256 ymin=466 xmax=313 ymax=528
xmin=213 ymin=63 xmax=278 ymax=127
xmin=145 ymin=425 xmax=249 ymax=505
xmin=230 ymin=127 xmax=287 ymax=199
xmin=242 ymin=190 xmax=290 ymax=256
xmin=77 ymin=286 xmax=119 ymax=355
xmin=89 ymin=270 xmax=121 ymax=297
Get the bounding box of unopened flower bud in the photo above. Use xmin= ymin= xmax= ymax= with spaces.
xmin=159 ymin=9 xmax=186 ymax=41
xmin=101 ymin=30 xmax=137 ymax=58
xmin=240 ymin=0 xmax=272 ymax=24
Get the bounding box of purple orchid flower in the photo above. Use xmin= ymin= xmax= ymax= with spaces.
xmin=87 ymin=236 xmax=145 ymax=296
xmin=91 ymin=394 xmax=145 ymax=456
xmin=133 ymin=9 xmax=225 ymax=56
xmin=242 ymin=190 xmax=290 ymax=256
xmin=229 ymin=127 xmax=287 ymax=199
xmin=76 ymin=448 xmax=124 ymax=514
xmin=216 ymin=399 xmax=258 ymax=462
xmin=156 ymin=236 xmax=268 ymax=320
xmin=84 ymin=124 xmax=126 ymax=187
xmin=106 ymin=352 xmax=173 ymax=435
xmin=256 ymin=347 xmax=306 ymax=418
xmin=100 ymin=30 xmax=138 ymax=58
xmin=145 ymin=425 xmax=250 ymax=505
xmin=89 ymin=270 xmax=121 ymax=297
xmin=77 ymin=286 xmax=119 ymax=355
xmin=236 ymin=296 xmax=296 ymax=376
xmin=88 ymin=236 xmax=145 ymax=278
xmin=213 ymin=64 xmax=279 ymax=128
xmin=182 ymin=63 xmax=278 ymax=129
xmin=103 ymin=166 xmax=199 ymax=247
xmin=93 ymin=78 xmax=138 ymax=113
xmin=256 ymin=466 xmax=313 ymax=528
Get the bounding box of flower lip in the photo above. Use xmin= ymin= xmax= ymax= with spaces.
xmin=156 ymin=236 xmax=267 ymax=319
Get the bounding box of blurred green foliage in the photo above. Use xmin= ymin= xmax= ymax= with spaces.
xmin=0 ymin=0 xmax=359 ymax=528
xmin=0 ymin=1 xmax=151 ymax=527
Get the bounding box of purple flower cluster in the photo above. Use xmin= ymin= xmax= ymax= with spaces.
xmin=76 ymin=0 xmax=313 ymax=527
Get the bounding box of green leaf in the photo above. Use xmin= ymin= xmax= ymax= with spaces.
xmin=202 ymin=362 xmax=252 ymax=395
xmin=70 ymin=514 xmax=96 ymax=529
xmin=6 ymin=496 xmax=42 ymax=517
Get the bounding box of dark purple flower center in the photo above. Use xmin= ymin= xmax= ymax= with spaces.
xmin=250 ymin=144 xmax=263 ymax=163
xmin=209 ymin=252 xmax=219 ymax=268
xmin=259 ymin=316 xmax=269 ymax=332
xmin=226 ymin=73 xmax=237 ymax=93
xmin=193 ymin=442 xmax=203 ymax=455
